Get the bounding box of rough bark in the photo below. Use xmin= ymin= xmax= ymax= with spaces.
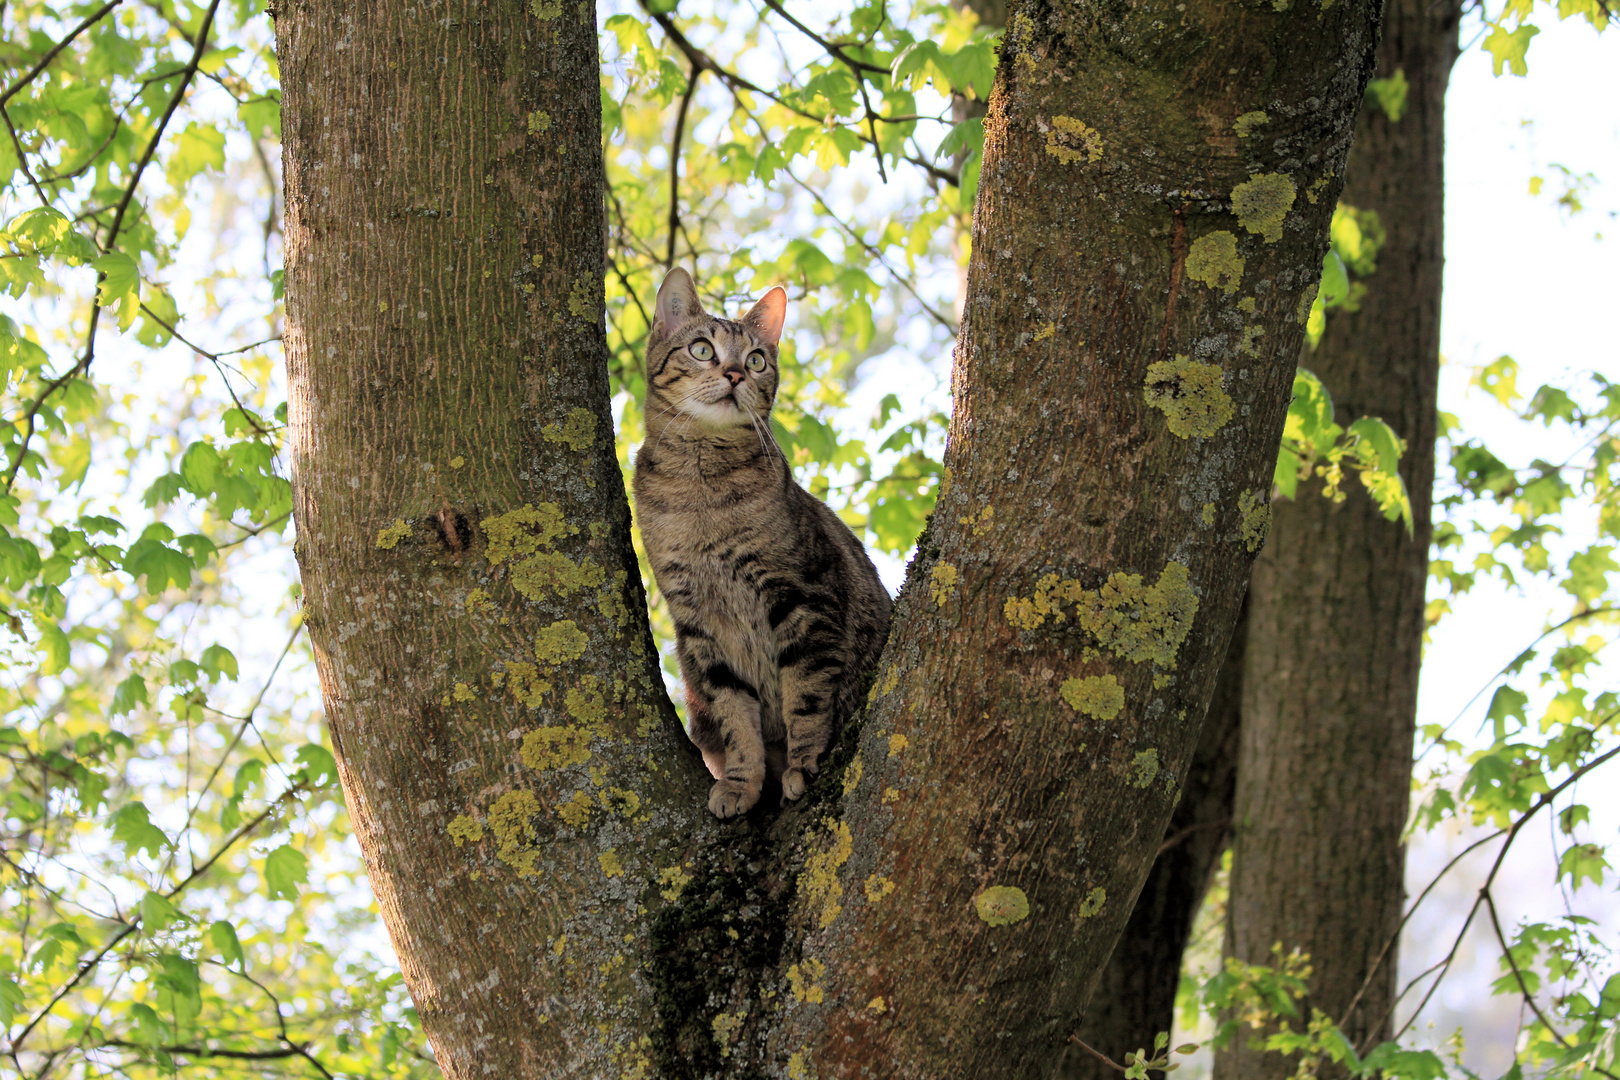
xmin=1060 ymin=607 xmax=1243 ymax=1077
xmin=1216 ymin=0 xmax=1460 ymax=1074
xmin=280 ymin=0 xmax=1380 ymax=1076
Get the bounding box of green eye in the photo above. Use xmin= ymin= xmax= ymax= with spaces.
xmin=745 ymin=351 xmax=766 ymax=372
xmin=689 ymin=341 xmax=714 ymax=361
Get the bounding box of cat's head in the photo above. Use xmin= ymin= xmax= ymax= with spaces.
xmin=644 ymin=268 xmax=786 ymax=431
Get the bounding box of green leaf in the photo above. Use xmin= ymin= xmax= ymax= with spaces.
xmin=165 ymin=122 xmax=226 ymax=191
xmin=35 ymin=620 xmax=70 ymax=675
xmin=1558 ymin=842 xmax=1609 ymax=888
xmin=110 ymin=802 xmax=170 ymax=859
xmin=1364 ymin=69 xmax=1408 ymax=122
xmin=140 ymin=889 xmax=187 ymax=931
xmin=206 ymin=919 xmax=246 ymax=969
xmin=111 ymin=674 xmax=149 ymax=716
xmin=264 ymin=844 xmax=309 ymax=901
xmin=1485 ymin=685 xmax=1529 ymax=741
xmin=294 ymin=743 xmax=338 ymax=787
xmin=1483 ymin=20 xmax=1540 ymax=76
xmin=199 ymin=643 xmax=238 ymax=681
xmin=90 ymin=252 xmax=141 ymax=330
xmin=1318 ymin=250 xmax=1350 ymax=307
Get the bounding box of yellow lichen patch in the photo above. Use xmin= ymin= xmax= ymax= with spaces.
xmin=957 ymin=504 xmax=994 ymax=536
xmin=868 ymin=996 xmax=888 ymax=1013
xmin=558 ymin=789 xmax=595 ymax=828
xmin=483 ymin=503 xmax=575 ymax=564
xmin=449 ymin=454 xmax=466 ymax=469
xmin=658 ymin=865 xmax=692 ymax=902
xmin=542 ymin=407 xmax=597 ymax=451
xmin=521 ymin=725 xmax=591 ymax=771
xmin=939 ymin=466 xmax=952 ymax=501
xmin=1045 ymin=116 xmax=1104 ymax=164
xmin=1231 ymin=172 xmax=1297 ymax=243
xmin=599 ymin=849 xmax=624 ymax=878
xmin=504 ymin=662 xmax=551 ymax=708
xmin=1077 ymin=887 xmax=1106 ymax=918
xmin=488 ymin=791 xmax=541 ymax=876
xmin=1296 ymin=283 xmax=1319 ymax=325
xmin=1059 ymin=674 xmax=1125 ymax=721
xmin=1306 ymin=171 xmax=1334 ymax=205
xmin=711 ymin=1010 xmax=745 ymax=1057
xmin=888 ymin=733 xmax=909 ymax=758
xmin=527 ymin=110 xmax=551 ymax=135
xmin=600 ymin=787 xmax=641 ymax=818
xmin=1004 ymin=596 xmax=1042 ymax=630
xmin=929 ymin=562 xmax=959 ymax=607
xmin=566 ymin=677 xmax=609 ymax=731
xmin=1233 ymin=110 xmax=1270 ymax=138
xmin=1239 ymin=490 xmax=1273 ymax=553
xmin=535 ymin=619 xmax=589 ymax=666
xmin=452 ymin=682 xmax=475 ymax=703
xmin=974 ymin=885 xmax=1030 ymax=927
xmin=568 ymin=276 xmax=597 ymax=320
xmin=1185 ymin=231 xmax=1244 ymax=294
xmin=1240 ymin=324 xmax=1266 ymax=358
xmin=376 ymin=519 xmax=411 ymax=550
xmin=864 ymin=873 xmax=897 ymax=904
xmin=787 ymin=958 xmax=827 ymax=1004
xmin=447 ymin=814 xmax=483 ymax=847
xmin=1238 ymin=296 xmax=1257 ymax=314
xmin=1143 ymin=356 xmax=1234 ymax=439
xmin=799 ymin=818 xmax=854 ymax=929
xmin=1003 ymin=562 xmax=1200 ymax=668
xmin=842 ymin=754 xmax=863 ymax=796
xmin=464 ymin=587 xmax=493 ymax=614
xmin=787 ymin=1050 xmax=810 ymax=1080
xmin=1201 ymin=502 xmax=1217 ymax=527
xmin=1079 ymin=563 xmax=1200 ymax=667
xmin=530 ymin=0 xmax=560 ymax=15
xmin=1130 ymin=748 xmax=1161 ymax=788
xmin=599 ymin=571 xmax=631 ymax=628
xmin=511 ymin=550 xmax=607 ymax=599
xmin=1033 ymin=320 xmax=1056 ymax=342
xmin=882 ymin=787 xmax=900 ymax=804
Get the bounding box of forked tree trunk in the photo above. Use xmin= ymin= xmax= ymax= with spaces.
xmin=1217 ymin=0 xmax=1460 ymax=1073
xmin=280 ymin=0 xmax=1380 ymax=1075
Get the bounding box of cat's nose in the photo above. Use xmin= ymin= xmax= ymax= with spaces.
xmin=723 ymin=370 xmax=744 ymax=386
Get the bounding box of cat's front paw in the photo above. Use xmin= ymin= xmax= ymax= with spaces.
xmin=780 ymin=767 xmax=807 ymax=802
xmin=708 ymin=778 xmax=760 ymax=819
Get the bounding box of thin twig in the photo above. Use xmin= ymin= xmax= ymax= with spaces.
xmin=1483 ymin=890 xmax=1620 ymax=1080
xmin=8 ymin=782 xmax=308 ymax=1053
xmin=644 ymin=6 xmax=959 ymax=187
xmin=1067 ymin=1034 xmax=1128 ymax=1074
xmin=2 ymin=0 xmax=223 ymax=494
xmin=1365 ymin=738 xmax=1620 ymax=1046
xmin=0 ymin=0 xmax=124 ymax=108
xmin=666 ymin=64 xmax=700 ymax=269
xmin=136 ymin=301 xmax=279 ymax=439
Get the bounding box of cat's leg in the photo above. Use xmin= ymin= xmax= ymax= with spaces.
xmin=678 ymin=636 xmax=766 ymax=818
xmin=777 ymin=651 xmax=846 ymax=802
xmin=683 ymin=685 xmax=727 ymax=781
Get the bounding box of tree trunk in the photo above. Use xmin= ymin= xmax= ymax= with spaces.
xmin=1060 ymin=608 xmax=1243 ymax=1077
xmin=1217 ymin=1 xmax=1460 ymax=1074
xmin=280 ymin=0 xmax=1380 ymax=1075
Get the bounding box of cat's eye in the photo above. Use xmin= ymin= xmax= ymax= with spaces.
xmin=689 ymin=340 xmax=715 ymax=362
xmin=745 ymin=351 xmax=766 ymax=372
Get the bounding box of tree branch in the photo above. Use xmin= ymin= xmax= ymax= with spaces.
xmin=1 ymin=0 xmax=223 ymax=494
xmin=0 ymin=0 xmax=124 ymax=107
xmin=666 ymin=64 xmax=700 ymax=269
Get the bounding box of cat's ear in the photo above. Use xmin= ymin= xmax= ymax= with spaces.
xmin=654 ymin=268 xmax=704 ymax=333
xmin=740 ymin=286 xmax=787 ymax=347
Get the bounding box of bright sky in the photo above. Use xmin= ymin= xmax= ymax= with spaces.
xmin=1399 ymin=11 xmax=1620 ymax=1070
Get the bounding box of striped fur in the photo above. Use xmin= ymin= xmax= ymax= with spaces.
xmin=633 ymin=269 xmax=892 ymax=818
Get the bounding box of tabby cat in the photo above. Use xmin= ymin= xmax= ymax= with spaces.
xmin=633 ymin=269 xmax=892 ymax=819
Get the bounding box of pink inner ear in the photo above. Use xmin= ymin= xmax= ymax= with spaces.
xmin=743 ymin=286 xmax=787 ymax=346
